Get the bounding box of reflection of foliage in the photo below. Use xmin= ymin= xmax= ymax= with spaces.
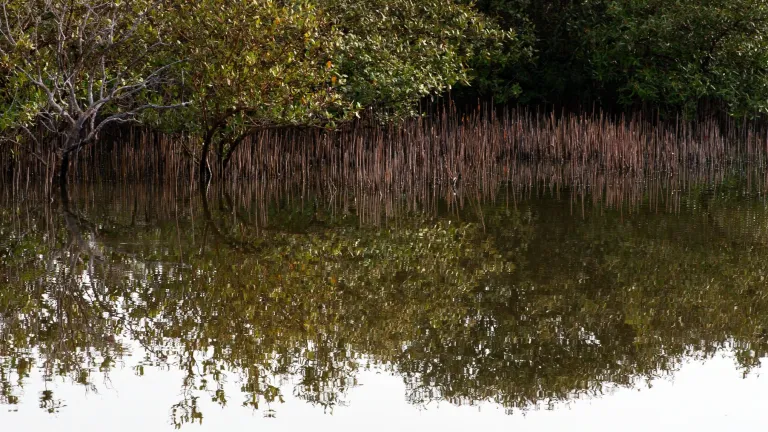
xmin=152 ymin=191 xmax=523 ymax=423
xmin=0 ymin=193 xmax=131 ymax=404
xmin=3 ymin=183 xmax=768 ymax=426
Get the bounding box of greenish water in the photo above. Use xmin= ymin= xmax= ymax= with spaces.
xmin=2 ymin=174 xmax=768 ymax=430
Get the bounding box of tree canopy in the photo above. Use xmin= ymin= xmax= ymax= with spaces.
xmin=4 ymin=0 xmax=768 ymax=182
xmin=466 ymin=0 xmax=768 ymax=115
xmin=0 ymin=0 xmax=183 ymax=156
xmin=1 ymin=0 xmax=513 ymax=179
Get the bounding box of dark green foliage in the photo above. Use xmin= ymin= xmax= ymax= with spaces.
xmin=590 ymin=0 xmax=768 ymax=116
xmin=467 ymin=0 xmax=768 ymax=116
xmin=456 ymin=0 xmax=605 ymax=105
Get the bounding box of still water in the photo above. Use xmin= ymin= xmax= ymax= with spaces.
xmin=2 ymin=171 xmax=768 ymax=430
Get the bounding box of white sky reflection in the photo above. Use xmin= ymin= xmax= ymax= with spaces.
xmin=1 ymin=352 xmax=765 ymax=432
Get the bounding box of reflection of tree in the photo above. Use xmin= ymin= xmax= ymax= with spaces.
xmin=151 ymin=188 xmax=522 ymax=425
xmin=4 ymin=183 xmax=768 ymax=425
xmin=0 ymin=190 xmax=125 ymax=413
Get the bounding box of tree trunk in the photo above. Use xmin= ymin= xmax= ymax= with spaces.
xmin=199 ymin=136 xmax=212 ymax=187
xmin=59 ymin=169 xmax=71 ymax=213
xmin=59 ymin=151 xmax=70 ymax=189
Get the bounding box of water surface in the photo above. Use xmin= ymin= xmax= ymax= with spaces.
xmin=2 ymin=171 xmax=768 ymax=430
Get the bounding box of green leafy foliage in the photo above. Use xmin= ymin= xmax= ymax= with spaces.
xmin=590 ymin=0 xmax=768 ymax=115
xmin=0 ymin=0 xmax=174 ymax=137
xmin=162 ymin=0 xmax=345 ymax=131
xmin=143 ymin=0 xmax=514 ymax=177
xmin=325 ymin=0 xmax=516 ymax=117
xmin=1 ymin=0 xmax=513 ymax=174
xmin=470 ymin=0 xmax=768 ymax=115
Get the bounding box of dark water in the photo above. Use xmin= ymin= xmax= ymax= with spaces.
xmin=2 ymin=171 xmax=768 ymax=430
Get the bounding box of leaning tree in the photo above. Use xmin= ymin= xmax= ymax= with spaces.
xmin=0 ymin=0 xmax=185 ymax=183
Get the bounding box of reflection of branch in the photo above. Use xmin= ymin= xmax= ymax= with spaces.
xmin=58 ymin=185 xmax=188 ymax=267
xmin=60 ymin=185 xmax=104 ymax=266
xmin=200 ymin=187 xmax=265 ymax=253
xmin=222 ymin=190 xmax=266 ymax=232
